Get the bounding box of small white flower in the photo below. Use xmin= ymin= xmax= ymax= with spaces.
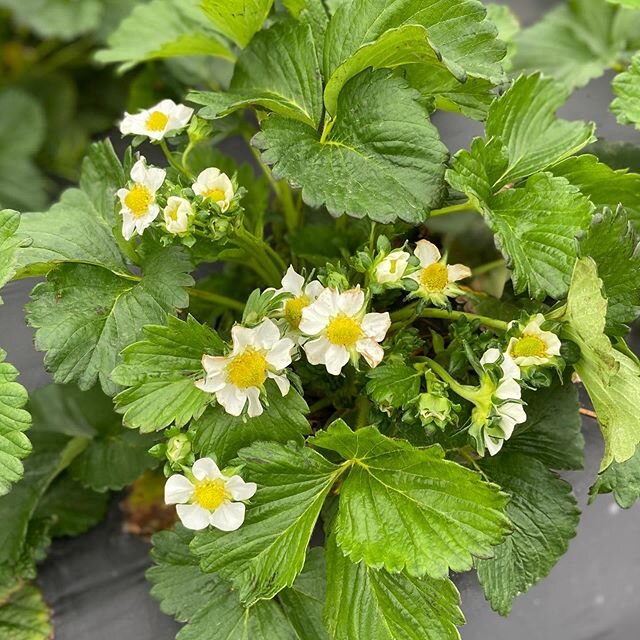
xmin=165 ymin=457 xmax=256 ymax=531
xmin=195 ymin=318 xmax=294 ymax=417
xmin=192 ymin=168 xmax=234 ymax=212
xmin=116 ymin=157 xmax=166 ymax=240
xmin=163 ymin=196 xmax=193 ymax=235
xmin=408 ymin=240 xmax=471 ymax=305
xmin=507 ymin=314 xmax=562 ymax=367
xmin=374 ymin=249 xmax=410 ymax=285
xmin=299 ymin=286 xmax=390 ymax=375
xmin=276 ymin=266 xmax=325 ymax=331
xmin=120 ymin=99 xmax=193 ymax=141
xmin=480 ymin=348 xmax=527 ymax=456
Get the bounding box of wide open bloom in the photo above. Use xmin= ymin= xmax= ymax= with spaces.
xmin=164 ymin=457 xmax=256 ymax=531
xmin=299 ymin=286 xmax=390 ymax=375
xmin=276 ymin=266 xmax=325 ymax=331
xmin=374 ymin=249 xmax=411 ymax=285
xmin=116 ymin=157 xmax=165 ymax=240
xmin=120 ymin=99 xmax=193 ymax=140
xmin=163 ymin=196 xmax=193 ymax=235
xmin=408 ymin=240 xmax=471 ymax=306
xmin=195 ymin=318 xmax=294 ymax=417
xmin=192 ymin=168 xmax=234 ymax=212
xmin=507 ymin=314 xmax=562 ymax=367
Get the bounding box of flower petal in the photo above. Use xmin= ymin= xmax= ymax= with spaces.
xmin=356 ymin=338 xmax=385 ymax=368
xmin=303 ymin=336 xmax=332 ymax=366
xmin=299 ymin=301 xmax=332 ymax=336
xmin=414 ymin=239 xmax=441 ymax=267
xmin=245 ymin=387 xmax=264 ymax=417
xmin=361 ymin=312 xmax=391 ymax=342
xmin=480 ymin=348 xmax=501 ymax=366
xmin=447 ymin=264 xmax=472 ymax=282
xmin=324 ymin=344 xmax=350 ymax=376
xmin=268 ymin=372 xmax=290 ymax=397
xmin=225 ymin=476 xmax=257 ymax=501
xmin=177 ymin=503 xmax=211 ymax=530
xmin=164 ymin=474 xmax=194 ymax=504
xmin=216 ymin=384 xmax=247 ymax=416
xmin=266 ymin=338 xmax=294 ymax=370
xmin=192 ymin=457 xmax=223 ymax=481
xmin=485 ymin=435 xmax=504 ymax=456
xmin=304 ymin=280 xmax=325 ymax=301
xmin=254 ymin=318 xmax=281 ymax=349
xmin=210 ymin=501 xmax=246 ymax=532
xmin=337 ymin=287 xmax=365 ymax=316
xmin=231 ymin=325 xmax=257 ymax=352
xmin=280 ymin=266 xmax=305 ymax=296
xmin=194 ymin=373 xmax=226 ymax=393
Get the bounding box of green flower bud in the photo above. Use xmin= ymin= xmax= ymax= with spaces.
xmin=166 ymin=433 xmax=192 ymax=465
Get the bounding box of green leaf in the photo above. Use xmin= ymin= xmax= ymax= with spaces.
xmin=612 ymin=53 xmax=640 ymax=131
xmin=279 ymin=548 xmax=329 ymax=640
xmin=310 ymin=420 xmax=510 ymax=579
xmin=590 ymin=446 xmax=640 ymax=508
xmin=562 ymin=258 xmax=640 ymax=469
xmin=254 ymin=70 xmax=447 ymax=223
xmin=512 ymin=0 xmax=640 ymax=90
xmin=0 ymin=584 xmax=52 ymax=640
xmin=202 ymin=0 xmax=273 ymax=48
xmin=191 ymin=441 xmax=342 ymax=604
xmin=96 ymin=0 xmax=235 ymax=72
xmin=112 ymin=315 xmax=224 ymax=432
xmin=486 ymin=3 xmax=519 ymax=68
xmin=607 ymin=0 xmax=640 ymax=6
xmin=505 ymin=382 xmax=584 ymax=471
xmin=0 ymin=348 xmax=32 ymax=497
xmin=324 ymin=533 xmax=465 ymax=640
xmin=579 ymin=207 xmax=640 ymax=336
xmin=148 ymin=526 xmax=300 ymax=640
xmin=0 ymin=210 xmax=21 ymax=297
xmin=476 ymin=453 xmax=580 ymax=616
xmin=366 ymin=364 xmax=421 ymax=411
xmin=189 ymin=21 xmax=323 ymax=127
xmin=190 ymin=382 xmax=310 ymax=466
xmin=27 ymin=248 xmax=193 ymax=396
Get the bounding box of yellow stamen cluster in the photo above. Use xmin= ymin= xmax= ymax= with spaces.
xmin=326 ymin=315 xmax=362 ymax=346
xmin=512 ymin=335 xmax=547 ymax=359
xmin=193 ymin=478 xmax=227 ymax=510
xmin=420 ymin=263 xmax=449 ymax=292
xmin=146 ymin=110 xmax=169 ymax=131
xmin=284 ymin=295 xmax=310 ymax=329
xmin=226 ymin=348 xmax=268 ymax=389
xmin=204 ymin=187 xmax=226 ymax=202
xmin=124 ymin=184 xmax=153 ymax=217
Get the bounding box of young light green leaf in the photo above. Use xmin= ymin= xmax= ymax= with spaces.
xmin=476 ymin=453 xmax=580 ymax=616
xmin=486 ymin=3 xmax=519 ymax=68
xmin=113 ymin=315 xmax=224 ymax=432
xmin=202 ymin=0 xmax=273 ymax=48
xmin=190 ymin=382 xmax=310 ymax=467
xmin=324 ymin=533 xmax=465 ymax=640
xmin=366 ymin=364 xmax=421 ymax=411
xmin=590 ymin=446 xmax=640 ymax=509
xmin=190 ymin=441 xmax=342 ymax=604
xmin=254 ymin=70 xmax=448 ymax=223
xmin=611 ymin=53 xmax=640 ymax=131
xmin=0 ymin=583 xmax=52 ymax=640
xmin=310 ymin=420 xmax=510 ymax=579
xmin=26 ymin=248 xmax=193 ymax=396
xmin=0 ymin=210 xmax=21 ymax=296
xmin=562 ymin=258 xmax=640 ymax=469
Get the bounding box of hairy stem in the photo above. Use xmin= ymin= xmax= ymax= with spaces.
xmin=187 ymin=288 xmax=245 ymax=312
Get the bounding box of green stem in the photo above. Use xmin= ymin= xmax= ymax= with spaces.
xmin=471 ymin=259 xmax=506 ymax=276
xmin=159 ymin=139 xmax=193 ymax=180
xmin=309 ymin=396 xmax=336 ymax=413
xmin=419 ymin=358 xmax=479 ymax=403
xmin=429 ymin=200 xmax=476 ymax=217
xmin=391 ymin=304 xmax=508 ymax=332
xmin=232 ymin=227 xmax=284 ymax=286
xmin=355 ymin=396 xmax=371 ymax=429
xmin=187 ymin=288 xmax=245 ymax=312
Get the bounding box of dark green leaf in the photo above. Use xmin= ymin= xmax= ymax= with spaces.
xmin=366 ymin=364 xmax=421 ymax=410
xmin=612 ymin=53 xmax=640 ymax=130
xmin=590 ymin=446 xmax=640 ymax=508
xmin=0 ymin=583 xmax=52 ymax=640
xmin=201 ymin=0 xmax=273 ymax=48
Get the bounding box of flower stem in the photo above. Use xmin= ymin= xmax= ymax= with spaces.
xmin=187 ymin=288 xmax=245 ymax=312
xmin=390 ymin=304 xmax=508 ymax=332
xmin=418 ymin=358 xmax=479 ymax=403
xmin=429 ymin=200 xmax=476 ymax=217
xmin=159 ymin=139 xmax=194 ymax=180
xmin=232 ymin=227 xmax=284 ymax=286
xmin=471 ymin=259 xmax=506 ymax=276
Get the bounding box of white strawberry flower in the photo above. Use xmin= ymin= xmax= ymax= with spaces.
xmin=479 ymin=348 xmax=527 ymax=456
xmin=192 ymin=168 xmax=234 ymax=212
xmin=163 ymin=196 xmax=193 ymax=235
xmin=195 ymin=318 xmax=294 ymax=417
xmin=120 ymin=99 xmax=193 ymax=141
xmin=116 ymin=157 xmax=166 ymax=240
xmin=164 ymin=457 xmax=256 ymax=531
xmin=408 ymin=240 xmax=471 ymax=306
xmin=374 ymin=249 xmax=411 ymax=285
xmin=507 ymin=314 xmax=562 ymax=367
xmin=276 ymin=266 xmax=325 ymax=331
xmin=299 ymin=286 xmax=391 ymax=375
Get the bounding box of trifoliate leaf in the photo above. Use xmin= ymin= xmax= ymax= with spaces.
xmin=113 ymin=316 xmax=224 ymax=432
xmin=191 ymin=382 xmax=310 ymax=467
xmin=476 ymin=453 xmax=580 ymax=616
xmin=0 ymin=348 xmax=31 ymax=497
xmin=148 ymin=525 xmax=300 ymax=640
xmin=365 ymin=364 xmax=421 ymax=411
xmin=96 ymin=0 xmax=234 ymax=72
xmin=191 ymin=441 xmax=342 ymax=604
xmin=579 ymin=207 xmax=640 ymax=336
xmin=278 ymin=548 xmax=329 ymax=640
xmin=512 ymin=0 xmax=640 ymax=90
xmin=202 ymin=0 xmax=273 ymax=48
xmin=254 ymin=70 xmax=447 ymax=223
xmin=310 ymin=420 xmax=510 ymax=579
xmin=0 ymin=210 xmax=21 ymax=297
xmin=590 ymin=446 xmax=640 ymax=508
xmin=505 ymin=382 xmax=584 ymax=472
xmin=0 ymin=584 xmax=52 ymax=640
xmin=189 ymin=21 xmax=323 ymax=127
xmin=324 ymin=533 xmax=465 ymax=640
xmin=612 ymin=53 xmax=640 ymax=131
xmin=26 ymin=247 xmax=193 ymax=396
xmin=562 ymin=258 xmax=640 ymax=469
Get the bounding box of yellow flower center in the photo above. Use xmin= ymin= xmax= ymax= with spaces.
xmin=226 ymin=348 xmax=268 ymax=389
xmin=124 ymin=184 xmax=153 ymax=217
xmin=145 ymin=110 xmax=169 ymax=131
xmin=388 ymin=258 xmax=401 ymax=274
xmin=192 ymin=478 xmax=227 ymax=511
xmin=326 ymin=314 xmax=362 ymax=346
xmin=513 ymin=335 xmax=547 ymax=359
xmin=284 ymin=295 xmax=309 ymax=329
xmin=420 ymin=263 xmax=449 ymax=292
xmin=204 ymin=187 xmax=226 ymax=202
xmin=166 ymin=204 xmax=179 ymax=221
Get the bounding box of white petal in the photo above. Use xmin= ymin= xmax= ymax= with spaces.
xmin=500 ymin=352 xmax=521 ymax=381
xmin=176 ymin=503 xmax=211 ymax=530
xmin=121 ymin=215 xmax=136 ymax=241
xmin=324 ymin=344 xmax=350 ymax=376
xmin=130 ymin=158 xmax=148 ymax=183
xmin=304 ymin=280 xmax=325 ymax=301
xmin=447 ymin=264 xmax=472 ymax=282
xmin=299 ymin=302 xmax=332 ymax=336
xmin=225 ymin=476 xmax=257 ymax=501
xmin=543 ymin=331 xmax=562 ymax=357
xmin=280 ymin=266 xmax=305 ymax=296
xmin=485 ymin=435 xmax=504 ymax=456
xmin=480 ymin=348 xmax=501 ymax=366
xmin=414 ymin=239 xmax=441 ymax=267
xmin=202 ymin=354 xmax=228 ymax=375
xmin=499 ymin=402 xmax=527 ymax=427
xmin=194 ymin=373 xmax=226 ymax=393
xmin=216 ymin=384 xmax=247 ymax=416
xmin=245 ymin=387 xmax=264 ymax=417
xmin=495 ymin=378 xmax=521 ymax=401
xmin=143 ymin=167 xmax=166 ymax=192
xmin=231 ymin=325 xmax=257 ymax=352
xmin=356 ymin=338 xmax=385 ymax=368
xmin=254 ymin=318 xmax=281 ymax=349
xmin=361 ymin=312 xmax=391 ymax=342
xmin=210 ymin=502 xmax=246 ymax=532
xmin=337 ymin=287 xmax=365 ymax=316
xmin=268 ymin=372 xmax=290 ymax=396
xmin=192 ymin=458 xmax=223 ymax=481
xmin=303 ymin=336 xmax=332 ymax=366
xmin=164 ymin=475 xmax=194 ymax=504
xmin=266 ymin=338 xmax=294 ymax=370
